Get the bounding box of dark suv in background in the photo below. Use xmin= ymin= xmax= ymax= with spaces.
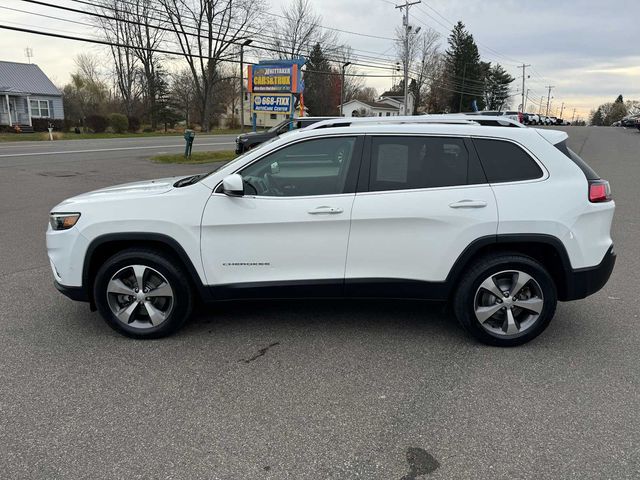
xmin=235 ymin=117 xmax=337 ymax=154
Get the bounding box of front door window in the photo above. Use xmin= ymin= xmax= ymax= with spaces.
xmin=239 ymin=136 xmax=359 ymax=197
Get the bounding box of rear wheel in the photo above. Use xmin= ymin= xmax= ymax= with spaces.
xmin=453 ymin=254 xmax=557 ymax=346
xmin=93 ymin=249 xmax=193 ymax=339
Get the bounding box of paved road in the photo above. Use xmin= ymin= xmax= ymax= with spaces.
xmin=0 ymin=127 xmax=639 ymax=479
xmin=0 ymin=134 xmax=236 ymax=168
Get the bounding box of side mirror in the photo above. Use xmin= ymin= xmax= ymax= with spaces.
xmin=222 ymin=173 xmax=244 ymax=196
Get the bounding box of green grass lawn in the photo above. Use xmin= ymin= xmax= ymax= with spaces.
xmin=151 ymin=150 xmax=237 ymax=164
xmin=0 ymin=129 xmax=241 ymax=143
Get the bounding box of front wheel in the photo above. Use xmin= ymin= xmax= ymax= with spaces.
xmin=93 ymin=249 xmax=193 ymax=339
xmin=453 ymin=254 xmax=557 ymax=346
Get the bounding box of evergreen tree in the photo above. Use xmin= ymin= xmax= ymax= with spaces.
xmin=484 ymin=64 xmax=515 ymax=110
xmin=590 ymin=107 xmax=604 ymax=126
xmin=615 ymin=94 xmax=624 ymax=103
xmin=303 ymin=43 xmax=337 ymax=116
xmin=444 ymin=22 xmax=484 ymax=112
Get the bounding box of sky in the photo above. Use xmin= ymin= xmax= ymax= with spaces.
xmin=1 ymin=0 xmax=639 ymax=121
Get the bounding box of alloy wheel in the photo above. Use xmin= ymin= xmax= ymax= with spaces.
xmin=474 ymin=270 xmax=544 ymax=337
xmin=106 ymin=265 xmax=174 ymax=329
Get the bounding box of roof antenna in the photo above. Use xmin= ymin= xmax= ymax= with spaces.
xmin=25 ymin=47 xmax=33 ymax=64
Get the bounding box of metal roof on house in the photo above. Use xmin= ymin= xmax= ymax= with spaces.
xmin=0 ymin=61 xmax=61 ymax=96
xmin=343 ymin=99 xmax=398 ymax=111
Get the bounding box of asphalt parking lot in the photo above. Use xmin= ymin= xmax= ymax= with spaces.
xmin=1 ymin=127 xmax=639 ymax=479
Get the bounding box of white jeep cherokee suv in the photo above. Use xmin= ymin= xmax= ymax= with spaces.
xmin=47 ymin=123 xmax=615 ymax=346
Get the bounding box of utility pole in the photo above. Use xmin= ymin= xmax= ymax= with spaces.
xmin=571 ymin=108 xmax=576 ymax=123
xmin=340 ymin=62 xmax=352 ymax=116
xmin=539 ymin=96 xmax=544 ymax=114
xmin=396 ymin=0 xmax=421 ymax=115
xmin=524 ymin=88 xmax=531 ymax=112
xmin=239 ymin=39 xmax=252 ymax=133
xmin=520 ymin=64 xmax=531 ymax=113
xmin=545 ymin=85 xmax=555 ymax=116
xmin=459 ymin=63 xmax=467 ymax=113
xmin=559 ymin=101 xmax=565 ymax=119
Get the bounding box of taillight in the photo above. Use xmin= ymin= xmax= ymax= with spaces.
xmin=589 ymin=180 xmax=612 ymax=203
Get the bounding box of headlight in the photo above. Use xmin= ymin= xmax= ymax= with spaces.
xmin=49 ymin=212 xmax=81 ymax=230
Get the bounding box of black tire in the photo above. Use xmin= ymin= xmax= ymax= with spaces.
xmin=93 ymin=249 xmax=193 ymax=339
xmin=453 ymin=253 xmax=557 ymax=347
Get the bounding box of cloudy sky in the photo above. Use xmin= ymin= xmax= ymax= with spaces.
xmin=1 ymin=0 xmax=638 ymax=120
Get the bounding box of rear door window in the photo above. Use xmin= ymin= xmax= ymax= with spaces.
xmin=368 ymin=136 xmax=484 ymax=192
xmin=472 ymin=138 xmax=543 ymax=183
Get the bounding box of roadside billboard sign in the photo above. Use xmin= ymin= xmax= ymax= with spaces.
xmin=251 ymin=93 xmax=293 ymax=114
xmin=247 ymin=62 xmax=303 ymax=94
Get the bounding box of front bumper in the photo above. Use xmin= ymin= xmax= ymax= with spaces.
xmin=563 ymin=245 xmax=616 ymax=301
xmin=54 ymin=280 xmax=89 ymax=302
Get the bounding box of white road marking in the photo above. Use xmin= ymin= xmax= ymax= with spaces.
xmin=0 ymin=135 xmax=236 ymax=150
xmin=0 ymin=142 xmax=234 ymax=158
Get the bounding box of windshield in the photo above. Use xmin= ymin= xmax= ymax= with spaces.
xmin=268 ymin=120 xmax=291 ymax=133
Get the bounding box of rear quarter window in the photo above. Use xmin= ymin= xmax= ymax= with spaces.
xmin=554 ymin=140 xmax=600 ymax=180
xmin=472 ymin=138 xmax=543 ymax=183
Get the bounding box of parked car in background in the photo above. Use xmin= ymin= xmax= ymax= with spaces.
xmin=524 ymin=113 xmax=540 ymax=125
xmin=635 ymin=117 xmax=640 ymax=131
xmin=500 ymin=111 xmax=524 ymax=123
xmin=235 ymin=117 xmax=337 ymax=154
xmin=620 ymin=115 xmax=640 ymax=128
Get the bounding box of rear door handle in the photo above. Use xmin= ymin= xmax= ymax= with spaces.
xmin=308 ymin=206 xmax=344 ymax=215
xmin=449 ymin=200 xmax=487 ymax=209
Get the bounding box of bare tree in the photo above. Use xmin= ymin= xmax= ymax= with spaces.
xmin=127 ymin=0 xmax=165 ymax=128
xmin=424 ymin=54 xmax=450 ymax=113
xmin=270 ymin=0 xmax=337 ymax=59
xmin=75 ymin=53 xmax=103 ymax=84
xmin=92 ymin=1 xmax=139 ymax=116
xmin=92 ymin=0 xmax=163 ymax=123
xmin=352 ymin=86 xmax=378 ymax=103
xmin=410 ymin=29 xmax=440 ymax=113
xmin=160 ymin=0 xmax=263 ymax=131
xmin=395 ymin=26 xmax=440 ymax=113
xmin=170 ymin=69 xmax=197 ymax=127
xmin=333 ymin=45 xmax=364 ymax=103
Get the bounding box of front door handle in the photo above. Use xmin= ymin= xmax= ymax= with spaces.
xmin=449 ymin=200 xmax=488 ymax=209
xmin=308 ymin=206 xmax=344 ymax=215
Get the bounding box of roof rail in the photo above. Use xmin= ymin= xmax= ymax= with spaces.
xmin=303 ymin=114 xmax=525 ymax=131
xmin=304 ymin=115 xmax=479 ymax=131
xmin=420 ymin=114 xmax=526 ymax=128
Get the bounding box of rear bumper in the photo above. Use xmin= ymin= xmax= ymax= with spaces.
xmin=563 ymin=245 xmax=616 ymax=301
xmin=54 ymin=280 xmax=89 ymax=302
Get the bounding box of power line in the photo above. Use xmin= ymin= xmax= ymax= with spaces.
xmin=7 ymin=0 xmax=504 ymax=100
xmin=22 ymin=0 xmax=400 ymax=72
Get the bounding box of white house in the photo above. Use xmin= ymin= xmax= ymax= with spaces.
xmin=338 ymin=92 xmax=415 ymax=117
xmin=0 ymin=61 xmax=64 ymax=130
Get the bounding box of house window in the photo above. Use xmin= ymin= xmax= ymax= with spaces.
xmin=270 ymin=113 xmax=277 ymax=120
xmin=30 ymin=100 xmax=50 ymax=118
xmin=386 ymin=112 xmax=390 ymax=116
